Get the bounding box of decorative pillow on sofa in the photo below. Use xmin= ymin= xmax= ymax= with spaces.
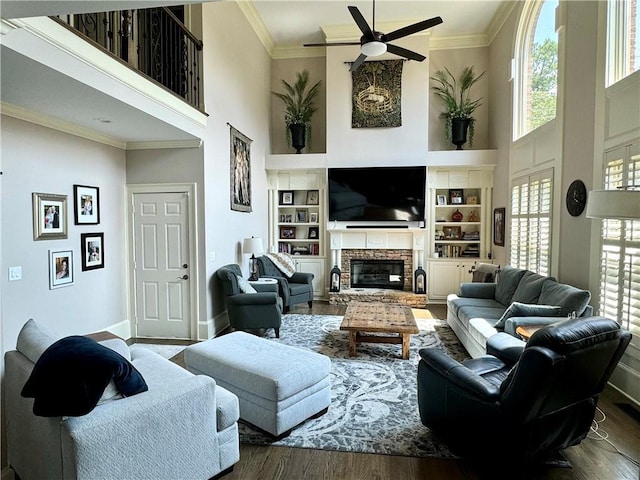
xmin=237 ymin=276 xmax=257 ymax=294
xmin=494 ymin=302 xmax=562 ymax=331
xmin=21 ymin=336 xmax=148 ymax=417
xmin=16 ymin=319 xmax=57 ymax=364
xmin=494 ymin=267 xmax=528 ymax=306
xmin=538 ymin=281 xmax=591 ymax=317
xmin=511 ymin=271 xmax=556 ymax=304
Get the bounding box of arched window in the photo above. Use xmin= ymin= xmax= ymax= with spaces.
xmin=513 ymin=0 xmax=559 ymax=139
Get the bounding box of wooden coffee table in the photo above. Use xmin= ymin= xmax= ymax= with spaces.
xmin=340 ymin=302 xmax=419 ymax=359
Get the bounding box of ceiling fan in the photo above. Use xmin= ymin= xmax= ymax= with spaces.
xmin=304 ymin=0 xmax=443 ymax=71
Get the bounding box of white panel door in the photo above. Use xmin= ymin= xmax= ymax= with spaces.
xmin=133 ymin=192 xmax=191 ymax=338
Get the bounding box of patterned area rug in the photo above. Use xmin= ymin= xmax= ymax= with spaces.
xmin=238 ymin=313 xmax=469 ymax=458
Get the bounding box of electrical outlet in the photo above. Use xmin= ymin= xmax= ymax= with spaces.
xmin=9 ymin=266 xmax=22 ymax=281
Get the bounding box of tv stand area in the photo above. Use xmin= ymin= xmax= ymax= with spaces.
xmin=346 ymin=224 xmax=410 ymax=229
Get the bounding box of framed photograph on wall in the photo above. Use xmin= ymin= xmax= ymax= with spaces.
xmin=49 ymin=249 xmax=74 ymax=289
xmin=81 ymin=232 xmax=104 ymax=271
xmin=229 ymin=125 xmax=253 ymax=212
xmin=494 ymin=207 xmax=506 ymax=246
xmin=32 ymin=193 xmax=68 ymax=240
xmin=74 ymin=185 xmax=100 ymax=225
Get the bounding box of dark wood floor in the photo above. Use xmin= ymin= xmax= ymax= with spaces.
xmin=140 ymin=302 xmax=640 ymax=480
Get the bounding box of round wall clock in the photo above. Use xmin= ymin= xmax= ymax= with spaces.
xmin=566 ymin=180 xmax=587 ymax=216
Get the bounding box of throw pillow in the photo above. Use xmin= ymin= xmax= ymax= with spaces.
xmin=22 ymin=336 xmax=148 ymax=417
xmin=237 ymin=276 xmax=257 ymax=294
xmin=494 ymin=267 xmax=528 ymax=306
xmin=538 ymin=281 xmax=591 ymax=317
xmin=16 ymin=319 xmax=57 ymax=363
xmin=494 ymin=302 xmax=562 ymax=331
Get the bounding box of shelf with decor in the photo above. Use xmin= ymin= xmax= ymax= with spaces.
xmin=427 ymin=167 xmax=493 ymax=302
xmin=268 ymin=169 xmax=327 ymax=298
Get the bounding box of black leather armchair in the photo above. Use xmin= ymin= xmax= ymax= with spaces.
xmin=417 ymin=316 xmax=631 ymax=465
xmin=256 ymin=256 xmax=313 ymax=312
xmin=216 ymin=264 xmax=282 ymax=337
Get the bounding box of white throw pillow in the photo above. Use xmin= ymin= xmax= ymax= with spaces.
xmin=237 ymin=276 xmax=257 ymax=294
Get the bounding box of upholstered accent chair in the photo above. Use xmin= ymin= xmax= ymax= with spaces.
xmin=256 ymin=256 xmax=313 ymax=312
xmin=417 ymin=316 xmax=631 ymax=465
xmin=216 ymin=264 xmax=282 ymax=337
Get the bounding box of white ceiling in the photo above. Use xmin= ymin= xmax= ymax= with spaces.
xmin=253 ymin=1 xmax=505 ymax=48
xmin=0 ymin=1 xmax=508 ymax=147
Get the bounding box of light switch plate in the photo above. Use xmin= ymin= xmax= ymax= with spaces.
xmin=9 ymin=266 xmax=22 ymax=281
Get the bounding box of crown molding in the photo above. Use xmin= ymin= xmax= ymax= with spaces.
xmin=272 ymin=46 xmax=326 ymax=59
xmin=1 ymin=102 xmax=126 ymax=149
xmin=486 ymin=1 xmax=517 ymax=44
xmin=126 ymin=139 xmax=203 ymax=150
xmin=429 ymin=33 xmax=491 ymax=51
xmin=236 ymin=1 xmax=274 ymax=56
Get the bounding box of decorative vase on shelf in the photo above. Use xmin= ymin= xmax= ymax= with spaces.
xmin=468 ymin=210 xmax=478 ymax=222
xmin=451 ymin=118 xmax=470 ymax=150
xmin=451 ymin=209 xmax=464 ymax=222
xmin=290 ymin=124 xmax=306 ymax=154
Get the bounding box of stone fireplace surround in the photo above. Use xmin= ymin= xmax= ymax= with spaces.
xmin=328 ymin=228 xmax=426 ymax=308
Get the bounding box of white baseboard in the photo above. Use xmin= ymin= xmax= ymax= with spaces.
xmin=102 ymin=319 xmax=132 ymax=340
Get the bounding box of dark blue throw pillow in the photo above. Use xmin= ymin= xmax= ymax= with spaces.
xmin=21 ymin=336 xmax=148 ymax=417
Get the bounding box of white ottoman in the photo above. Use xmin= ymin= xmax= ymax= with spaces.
xmin=184 ymin=331 xmax=331 ymax=437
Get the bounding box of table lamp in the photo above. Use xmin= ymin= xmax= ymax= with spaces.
xmin=243 ymin=236 xmax=264 ymax=281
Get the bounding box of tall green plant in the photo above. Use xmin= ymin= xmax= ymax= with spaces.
xmin=272 ymin=70 xmax=321 ymax=147
xmin=430 ymin=66 xmax=486 ymax=146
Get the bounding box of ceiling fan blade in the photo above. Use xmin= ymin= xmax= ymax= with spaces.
xmin=304 ymin=42 xmax=362 ymax=47
xmin=384 ymin=16 xmax=443 ymax=42
xmin=348 ymin=6 xmax=374 ymax=39
xmin=386 ymin=44 xmax=426 ymax=62
xmin=350 ymin=53 xmax=368 ymax=72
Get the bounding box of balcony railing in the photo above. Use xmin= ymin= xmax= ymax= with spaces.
xmin=55 ymin=8 xmax=203 ymax=111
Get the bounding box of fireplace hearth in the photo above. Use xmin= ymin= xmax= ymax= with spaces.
xmin=350 ymin=259 xmax=404 ymax=290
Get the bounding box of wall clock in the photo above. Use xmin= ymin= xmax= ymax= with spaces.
xmin=566 ymin=180 xmax=587 ymax=216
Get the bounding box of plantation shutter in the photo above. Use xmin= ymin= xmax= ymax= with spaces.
xmin=510 ymin=169 xmax=553 ymax=275
xmin=599 ymin=145 xmax=640 ymax=348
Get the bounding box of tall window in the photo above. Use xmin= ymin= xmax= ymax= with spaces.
xmin=510 ymin=169 xmax=553 ymax=275
xmin=598 ymin=144 xmax=640 ymax=343
xmin=514 ymin=0 xmax=559 ymax=139
xmin=607 ymin=0 xmax=640 ymax=85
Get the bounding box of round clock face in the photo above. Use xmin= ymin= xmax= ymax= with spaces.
xmin=566 ymin=180 xmax=587 ymax=217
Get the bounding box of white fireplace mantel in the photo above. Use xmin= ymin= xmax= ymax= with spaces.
xmin=328 ymin=227 xmax=426 ymax=268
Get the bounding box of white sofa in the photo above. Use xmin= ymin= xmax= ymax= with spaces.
xmin=5 ymin=319 xmax=240 ymax=480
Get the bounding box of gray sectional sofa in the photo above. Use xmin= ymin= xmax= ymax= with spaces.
xmin=447 ymin=266 xmax=593 ymax=358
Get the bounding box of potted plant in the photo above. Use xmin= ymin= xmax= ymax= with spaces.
xmin=272 ymin=70 xmax=321 ymax=154
xmin=430 ymin=66 xmax=486 ymax=149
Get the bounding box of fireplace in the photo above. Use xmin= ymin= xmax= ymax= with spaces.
xmin=350 ymin=259 xmax=404 ymax=290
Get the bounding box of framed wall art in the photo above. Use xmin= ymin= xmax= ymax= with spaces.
xmin=33 ymin=193 xmax=68 ymax=240
xmin=49 ymin=249 xmax=74 ymax=289
xmin=306 ymin=190 xmax=319 ymax=205
xmin=280 ymin=226 xmax=296 ymax=239
xmin=494 ymin=207 xmax=506 ymax=246
xmin=442 ymin=226 xmax=462 ymax=240
xmin=81 ymin=232 xmax=104 ymax=271
xmin=229 ymin=125 xmax=253 ymax=212
xmin=74 ymin=184 xmax=100 ymax=225
xmin=436 ymin=194 xmax=447 ymax=205
xmin=449 ymin=189 xmax=463 ymax=204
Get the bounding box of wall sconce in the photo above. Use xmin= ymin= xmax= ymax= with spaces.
xmin=414 ymin=266 xmax=426 ymax=294
xmin=330 ymin=265 xmax=341 ymax=292
xmin=242 ymin=236 xmax=264 ymax=281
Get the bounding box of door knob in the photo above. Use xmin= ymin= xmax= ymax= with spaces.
xmin=177 ymin=275 xmax=189 ymax=280
xmin=183 ymin=264 xmax=188 ymax=268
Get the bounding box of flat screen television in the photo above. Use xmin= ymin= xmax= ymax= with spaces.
xmin=328 ymin=166 xmax=426 ymax=222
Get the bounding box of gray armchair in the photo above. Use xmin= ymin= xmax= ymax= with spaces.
xmin=216 ymin=264 xmax=282 ymax=337
xmin=256 ymin=256 xmax=314 ymax=312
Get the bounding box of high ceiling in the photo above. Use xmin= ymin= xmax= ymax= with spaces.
xmin=0 ymin=1 xmax=510 ymax=145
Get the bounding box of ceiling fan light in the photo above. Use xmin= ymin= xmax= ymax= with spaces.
xmin=361 ymin=41 xmax=387 ymax=57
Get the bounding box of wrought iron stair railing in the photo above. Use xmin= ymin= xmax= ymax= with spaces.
xmin=55 ymin=7 xmax=203 ymax=111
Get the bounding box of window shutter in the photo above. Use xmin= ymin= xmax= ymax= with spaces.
xmin=510 ymin=169 xmax=553 ymax=274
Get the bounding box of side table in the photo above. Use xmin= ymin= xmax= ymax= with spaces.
xmin=515 ymin=325 xmax=544 ymax=341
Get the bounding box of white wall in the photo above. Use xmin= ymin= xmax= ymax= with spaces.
xmin=1 ymin=116 xmax=128 ymax=350
xmin=200 ymin=2 xmax=272 ymax=337
xmin=325 ymin=36 xmax=431 ymax=166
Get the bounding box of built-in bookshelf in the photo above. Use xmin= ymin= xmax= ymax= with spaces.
xmin=433 ymin=188 xmax=483 ymax=259
xmin=276 ymin=189 xmax=322 ymax=256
